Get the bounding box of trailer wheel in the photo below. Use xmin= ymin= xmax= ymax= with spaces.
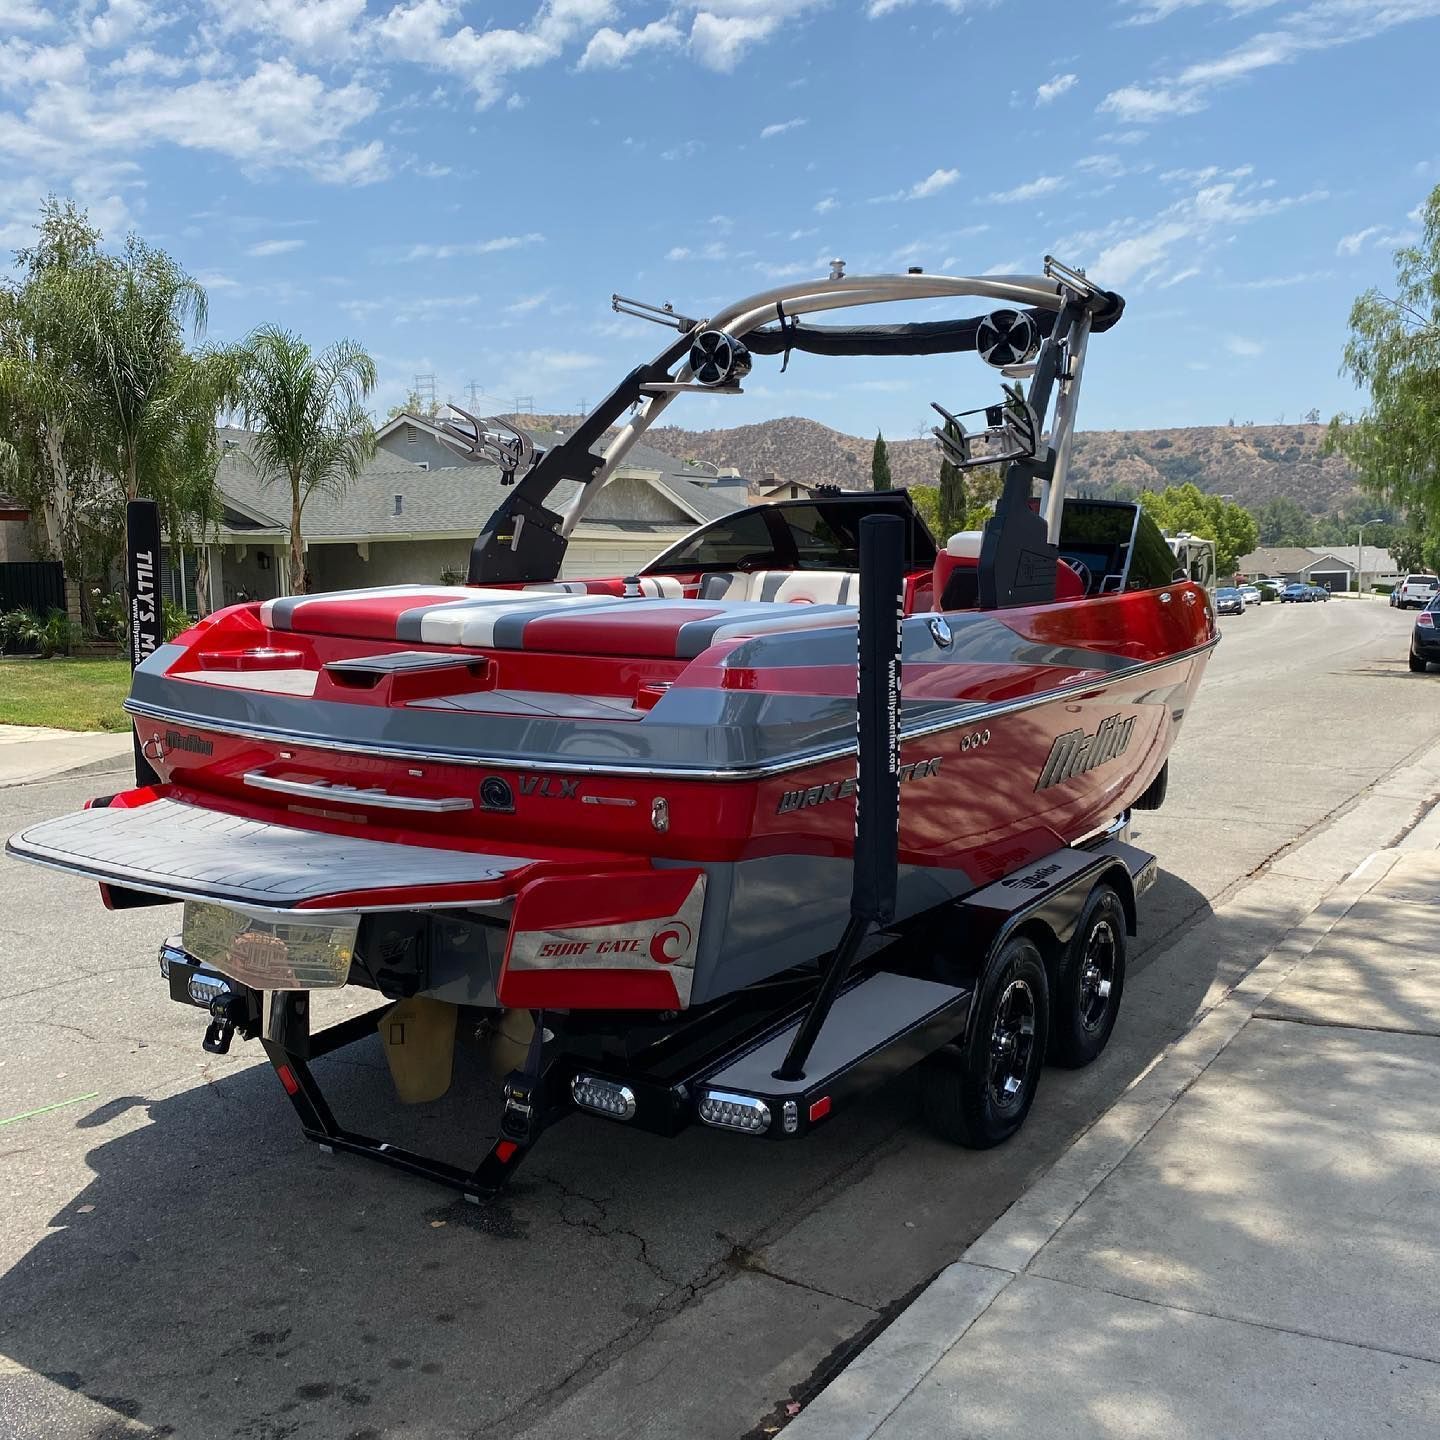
xmin=921 ymin=936 xmax=1048 ymax=1149
xmin=1050 ymin=885 xmax=1127 ymax=1069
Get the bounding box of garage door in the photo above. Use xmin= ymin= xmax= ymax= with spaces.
xmin=562 ymin=538 xmax=667 ymax=579
xmin=1308 ymin=570 xmax=1349 ymax=593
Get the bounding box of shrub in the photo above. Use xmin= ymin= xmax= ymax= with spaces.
xmin=163 ymin=599 xmax=194 ymax=642
xmin=0 ymin=607 xmax=43 ymax=654
xmin=92 ymin=590 xmax=126 ymax=641
xmin=36 ymin=610 xmax=73 ymax=658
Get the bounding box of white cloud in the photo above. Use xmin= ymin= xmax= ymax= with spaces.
xmin=1069 ymin=176 xmax=1328 ymax=286
xmin=0 ymin=0 xmax=54 ymax=30
xmin=1098 ymin=84 xmax=1206 ymax=122
xmin=403 ymin=232 xmax=545 ymax=260
xmin=1158 ymin=265 xmax=1200 ymax=288
xmin=377 ymin=0 xmax=620 ymax=107
xmin=1101 ymin=1 xmax=1440 ymax=123
xmin=1226 ymin=335 xmax=1263 ymax=357
xmin=689 ymin=12 xmax=776 ymax=70
xmin=1035 ymin=72 xmax=1077 ymax=106
xmin=1336 ymin=225 xmax=1382 ymax=256
xmin=0 ymin=54 xmax=385 ymax=186
xmin=246 ymin=238 xmax=306 ymax=257
xmin=1077 ymin=154 xmax=1126 ymax=179
xmin=984 ymin=174 xmax=1063 ymax=204
xmin=577 ymin=18 xmax=683 ymax=69
xmin=104 ymin=44 xmax=186 ymax=78
xmin=909 ymin=167 xmax=960 ymax=199
xmin=760 ymin=116 xmax=807 ymax=139
xmin=814 ymin=196 xmax=838 ymax=214
xmin=505 ymin=291 xmax=551 ymax=313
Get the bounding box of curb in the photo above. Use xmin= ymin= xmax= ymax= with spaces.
xmin=780 ymin=847 xmax=1403 ymax=1440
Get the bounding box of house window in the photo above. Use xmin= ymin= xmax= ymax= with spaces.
xmin=394 ymin=495 xmax=404 ymax=516
xmin=405 ymin=425 xmax=417 ymax=445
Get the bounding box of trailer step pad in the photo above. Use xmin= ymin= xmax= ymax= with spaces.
xmin=707 ymin=972 xmax=968 ymax=1096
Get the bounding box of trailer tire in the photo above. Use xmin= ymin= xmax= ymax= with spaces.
xmin=921 ymin=936 xmax=1048 ymax=1149
xmin=1050 ymin=884 xmax=1127 ymax=1069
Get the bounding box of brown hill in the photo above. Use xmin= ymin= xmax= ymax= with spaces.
xmin=511 ymin=415 xmax=1361 ymax=515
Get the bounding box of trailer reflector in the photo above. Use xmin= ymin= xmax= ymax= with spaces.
xmin=494 ymin=1140 xmax=519 ymax=1163
xmin=809 ymin=1096 xmax=832 ymax=1123
xmin=698 ymin=1090 xmax=770 ymax=1134
xmin=276 ymin=1064 xmax=300 ymax=1097
xmin=571 ymin=1074 xmax=638 ymax=1121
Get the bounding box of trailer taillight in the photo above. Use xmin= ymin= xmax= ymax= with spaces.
xmin=275 ymin=1064 xmax=300 ymax=1097
xmin=571 ymin=1074 xmax=637 ymax=1121
xmin=698 ymin=1090 xmax=770 ymax=1134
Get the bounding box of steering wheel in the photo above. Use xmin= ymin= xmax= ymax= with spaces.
xmin=1061 ymin=555 xmax=1093 ymax=594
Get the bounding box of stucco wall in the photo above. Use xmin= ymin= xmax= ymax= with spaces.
xmin=586 ymin=474 xmax=690 ymax=524
xmin=0 ymin=519 xmax=35 ymax=563
xmin=218 ymin=542 xmax=283 ymax=605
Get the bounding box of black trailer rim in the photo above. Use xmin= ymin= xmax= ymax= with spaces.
xmin=989 ymin=978 xmax=1036 ymax=1111
xmin=1078 ymin=919 xmax=1117 ymax=1034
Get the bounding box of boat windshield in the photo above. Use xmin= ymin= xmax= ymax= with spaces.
xmin=644 ymin=493 xmax=938 ymax=575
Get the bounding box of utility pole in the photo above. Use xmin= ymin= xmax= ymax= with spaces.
xmin=1357 ymin=519 xmax=1379 ymax=596
xmin=514 ymin=394 xmax=535 ymax=418
xmin=465 ymin=381 xmax=483 ymax=410
xmin=413 ymin=373 xmax=438 ymax=415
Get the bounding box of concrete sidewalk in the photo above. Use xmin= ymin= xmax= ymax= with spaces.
xmin=784 ymin=846 xmax=1440 ymax=1440
xmin=0 ymin=724 xmax=133 ymax=787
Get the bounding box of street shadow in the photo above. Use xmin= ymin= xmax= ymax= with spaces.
xmin=0 ymin=875 xmax=1223 ymax=1440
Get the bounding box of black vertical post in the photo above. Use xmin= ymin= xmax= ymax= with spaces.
xmin=776 ymin=514 xmax=905 ymax=1081
xmin=126 ymin=499 xmax=162 ymax=787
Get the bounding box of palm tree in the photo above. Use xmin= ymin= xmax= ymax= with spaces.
xmin=232 ymin=326 xmax=377 ymax=595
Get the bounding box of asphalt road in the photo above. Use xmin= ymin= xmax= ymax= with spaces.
xmin=2 ymin=597 xmax=1438 ymax=1440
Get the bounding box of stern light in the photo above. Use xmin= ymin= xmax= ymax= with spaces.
xmin=571 ymin=1074 xmax=638 ymax=1121
xmin=698 ymin=1090 xmax=771 ymax=1134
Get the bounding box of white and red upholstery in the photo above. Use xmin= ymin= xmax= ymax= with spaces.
xmin=933 ymin=531 xmax=1087 ymax=609
xmin=699 ymin=570 xmax=858 ymax=605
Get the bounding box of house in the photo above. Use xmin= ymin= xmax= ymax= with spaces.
xmin=183 ymin=424 xmax=745 ymax=610
xmin=0 ymin=492 xmax=32 ymax=564
xmin=1235 ymin=544 xmax=1399 ymax=592
xmin=753 ymin=476 xmax=824 ymax=503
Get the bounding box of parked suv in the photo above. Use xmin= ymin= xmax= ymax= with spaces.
xmin=1397 ymin=574 xmax=1439 ymax=609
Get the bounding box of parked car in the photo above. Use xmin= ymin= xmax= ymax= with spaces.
xmin=1239 ymin=584 xmax=1262 ymax=606
xmin=1215 ymin=586 xmax=1246 ymax=615
xmin=1396 ymin=574 xmax=1439 ymax=609
xmin=1410 ymin=596 xmax=1440 ymax=671
xmin=1308 ymin=584 xmax=1330 ymax=602
xmin=1281 ymin=582 xmax=1312 ymax=603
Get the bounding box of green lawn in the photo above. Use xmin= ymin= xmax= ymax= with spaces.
xmin=0 ymin=658 xmax=133 ymax=732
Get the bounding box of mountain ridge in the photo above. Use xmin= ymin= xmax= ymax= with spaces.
xmin=513 ymin=415 xmax=1363 ymax=514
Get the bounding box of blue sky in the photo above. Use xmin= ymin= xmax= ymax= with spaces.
xmin=1 ymin=0 xmax=1437 ymax=439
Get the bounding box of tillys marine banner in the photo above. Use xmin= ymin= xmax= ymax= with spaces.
xmin=126 ymin=498 xmax=162 ymax=784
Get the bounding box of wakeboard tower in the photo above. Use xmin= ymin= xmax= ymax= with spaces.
xmin=5 ymin=257 xmax=1214 ymax=1201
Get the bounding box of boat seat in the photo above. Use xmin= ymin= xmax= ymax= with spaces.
xmin=934 ymin=530 xmax=1086 ymax=609
xmin=698 ymin=570 xmax=859 ymax=605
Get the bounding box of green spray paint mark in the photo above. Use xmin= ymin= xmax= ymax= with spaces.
xmin=0 ymin=1092 xmax=100 ymax=1127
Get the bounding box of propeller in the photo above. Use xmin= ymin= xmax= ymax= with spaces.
xmin=975 ymin=309 xmax=1040 ymax=369
xmin=688 ymin=330 xmax=752 ymax=388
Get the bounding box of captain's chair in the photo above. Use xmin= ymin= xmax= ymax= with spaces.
xmin=934 ymin=530 xmax=1085 ymax=610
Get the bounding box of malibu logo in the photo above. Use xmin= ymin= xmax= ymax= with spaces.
xmin=1035 ymin=714 xmax=1135 ymax=792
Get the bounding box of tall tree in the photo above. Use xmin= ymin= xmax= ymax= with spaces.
xmin=1328 ymin=183 xmax=1440 ymax=527
xmin=0 ymin=199 xmax=113 ymax=624
xmin=75 ymin=234 xmax=210 ymax=502
xmin=1255 ymin=495 xmax=1313 ymax=547
xmin=232 ymin=326 xmax=377 ymax=595
xmin=1139 ymin=482 xmax=1259 ymax=575
xmin=937 ymin=420 xmax=967 ymax=539
xmin=871 ymin=431 xmax=892 ymax=489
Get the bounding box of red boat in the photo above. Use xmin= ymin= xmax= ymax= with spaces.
xmin=6 ymin=259 xmax=1214 ymax=1195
